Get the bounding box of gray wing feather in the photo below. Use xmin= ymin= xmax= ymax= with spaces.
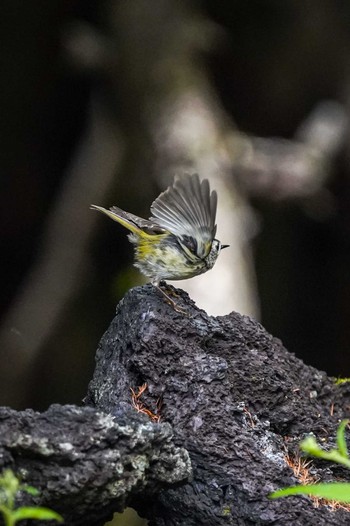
xmin=150 ymin=174 xmax=217 ymax=242
xmin=109 ymin=206 xmax=166 ymax=234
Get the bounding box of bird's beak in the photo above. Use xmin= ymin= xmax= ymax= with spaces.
xmin=221 ymin=244 xmax=230 ymax=249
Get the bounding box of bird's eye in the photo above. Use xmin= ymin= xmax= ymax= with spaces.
xmin=181 ymin=235 xmax=198 ymax=254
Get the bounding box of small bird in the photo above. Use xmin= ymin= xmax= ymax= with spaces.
xmin=91 ymin=174 xmax=228 ymax=309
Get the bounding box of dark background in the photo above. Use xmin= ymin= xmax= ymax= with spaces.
xmin=1 ymin=0 xmax=350 ymax=411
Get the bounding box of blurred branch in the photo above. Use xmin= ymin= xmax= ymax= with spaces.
xmin=0 ymin=99 xmax=121 ymax=408
xmin=62 ymin=21 xmax=113 ymax=72
xmin=234 ymin=100 xmax=347 ymax=202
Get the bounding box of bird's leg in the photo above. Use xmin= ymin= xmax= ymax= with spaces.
xmin=152 ymin=281 xmax=187 ymax=314
xmin=159 ymin=280 xmax=181 ymax=299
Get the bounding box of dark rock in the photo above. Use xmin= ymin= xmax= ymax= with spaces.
xmin=2 ymin=283 xmax=349 ymax=525
xmin=86 ymin=284 xmax=350 ymax=525
xmin=0 ymin=404 xmax=190 ymax=525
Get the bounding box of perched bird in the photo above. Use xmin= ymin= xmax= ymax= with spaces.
xmin=91 ymin=174 xmax=228 ymax=309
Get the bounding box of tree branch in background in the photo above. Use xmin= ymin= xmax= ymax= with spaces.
xmin=234 ymin=100 xmax=347 ymax=205
xmin=0 ymin=100 xmax=121 ymax=408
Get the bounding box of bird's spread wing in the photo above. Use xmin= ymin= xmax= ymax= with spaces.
xmin=150 ymin=174 xmax=217 ymax=258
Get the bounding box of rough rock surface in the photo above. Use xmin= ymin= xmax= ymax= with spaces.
xmin=0 ymin=404 xmax=190 ymax=525
xmin=86 ymin=284 xmax=350 ymax=525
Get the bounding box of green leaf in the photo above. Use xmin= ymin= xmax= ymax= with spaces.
xmin=20 ymin=485 xmax=40 ymax=497
xmin=0 ymin=504 xmax=12 ymax=523
xmin=270 ymin=482 xmax=350 ymax=502
xmin=0 ymin=488 xmax=7 ymax=504
xmin=299 ymin=435 xmax=323 ymax=456
xmin=337 ymin=420 xmax=349 ymax=458
xmin=12 ymin=507 xmax=63 ymax=522
xmin=335 ymin=377 xmax=350 ymax=385
xmin=300 ymin=434 xmax=350 ymax=469
xmin=0 ymin=471 xmax=19 ymax=494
